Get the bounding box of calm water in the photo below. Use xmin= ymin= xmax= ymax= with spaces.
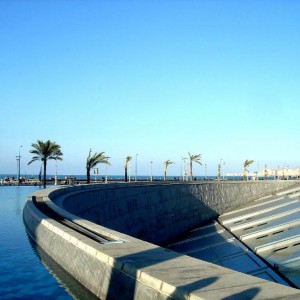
xmin=0 ymin=186 xmax=97 ymax=300
xmin=2 ymin=182 xmax=298 ymax=299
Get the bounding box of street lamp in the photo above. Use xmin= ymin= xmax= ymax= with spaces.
xmin=181 ymin=157 xmax=187 ymax=181
xmin=16 ymin=145 xmax=22 ymax=185
xmin=135 ymin=154 xmax=138 ymax=182
xmin=129 ymin=162 xmax=131 ymax=182
xmin=54 ymin=157 xmax=58 ymax=185
xmin=105 ymin=164 xmax=108 ymax=183
xmin=150 ymin=161 xmax=153 ymax=182
xmin=217 ymin=159 xmax=222 ymax=181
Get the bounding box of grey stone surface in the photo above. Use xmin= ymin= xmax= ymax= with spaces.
xmin=58 ymin=181 xmax=297 ymax=246
xmin=23 ymin=181 xmax=300 ymax=299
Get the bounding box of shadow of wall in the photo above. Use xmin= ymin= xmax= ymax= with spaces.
xmin=60 ymin=181 xmax=295 ymax=246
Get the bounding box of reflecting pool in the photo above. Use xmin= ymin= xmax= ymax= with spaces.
xmin=0 ymin=186 xmax=97 ymax=299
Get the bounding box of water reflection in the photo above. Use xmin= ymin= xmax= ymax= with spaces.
xmin=15 ymin=187 xmax=22 ymax=215
xmin=0 ymin=186 xmax=91 ymax=299
xmin=27 ymin=237 xmax=98 ymax=300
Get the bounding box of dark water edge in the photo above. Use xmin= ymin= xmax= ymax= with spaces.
xmin=0 ymin=186 xmax=97 ymax=300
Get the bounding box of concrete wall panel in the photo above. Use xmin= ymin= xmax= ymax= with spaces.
xmin=59 ymin=182 xmax=295 ymax=246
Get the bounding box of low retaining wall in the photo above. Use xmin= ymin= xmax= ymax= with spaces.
xmin=56 ymin=181 xmax=296 ymax=245
xmin=23 ymin=181 xmax=300 ymax=299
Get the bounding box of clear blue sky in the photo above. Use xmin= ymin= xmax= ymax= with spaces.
xmin=1 ymin=0 xmax=299 ymax=177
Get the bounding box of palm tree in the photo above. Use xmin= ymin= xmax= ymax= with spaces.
xmin=264 ymin=164 xmax=268 ymax=180
xmin=188 ymin=153 xmax=202 ymax=181
xmin=243 ymin=159 xmax=254 ymax=180
xmin=28 ymin=140 xmax=63 ymax=187
xmin=163 ymin=160 xmax=174 ymax=181
xmin=124 ymin=155 xmax=132 ymax=182
xmin=86 ymin=149 xmax=110 ymax=184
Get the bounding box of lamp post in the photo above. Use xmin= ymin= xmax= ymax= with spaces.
xmin=217 ymin=159 xmax=222 ymax=181
xmin=54 ymin=158 xmax=58 ymax=185
xmin=205 ymin=163 xmax=207 ymax=179
xmin=93 ymin=168 xmax=98 ymax=183
xmin=180 ymin=159 xmax=182 ymax=181
xmin=105 ymin=164 xmax=108 ymax=183
xmin=129 ymin=162 xmax=131 ymax=182
xmin=135 ymin=154 xmax=138 ymax=182
xmin=150 ymin=161 xmax=153 ymax=182
xmin=16 ymin=145 xmax=22 ymax=185
xmin=181 ymin=157 xmax=187 ymax=181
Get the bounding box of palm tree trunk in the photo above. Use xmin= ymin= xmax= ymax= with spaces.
xmin=125 ymin=167 xmax=128 ymax=182
xmin=86 ymin=168 xmax=90 ymax=184
xmin=43 ymin=160 xmax=47 ymax=187
xmin=190 ymin=161 xmax=193 ymax=181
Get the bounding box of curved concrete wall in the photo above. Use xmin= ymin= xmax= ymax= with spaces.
xmin=23 ymin=181 xmax=300 ymax=299
xmin=56 ymin=181 xmax=296 ymax=245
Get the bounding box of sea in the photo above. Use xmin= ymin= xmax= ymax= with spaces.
xmin=1 ymin=173 xmax=244 ymax=182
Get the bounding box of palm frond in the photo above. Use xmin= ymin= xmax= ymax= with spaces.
xmin=243 ymin=159 xmax=254 ymax=168
xmin=164 ymin=159 xmax=174 ymax=167
xmin=28 ymin=140 xmax=63 ymax=186
xmin=87 ymin=152 xmax=110 ymax=169
xmin=125 ymin=156 xmax=132 ymax=168
xmin=188 ymin=153 xmax=202 ymax=165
